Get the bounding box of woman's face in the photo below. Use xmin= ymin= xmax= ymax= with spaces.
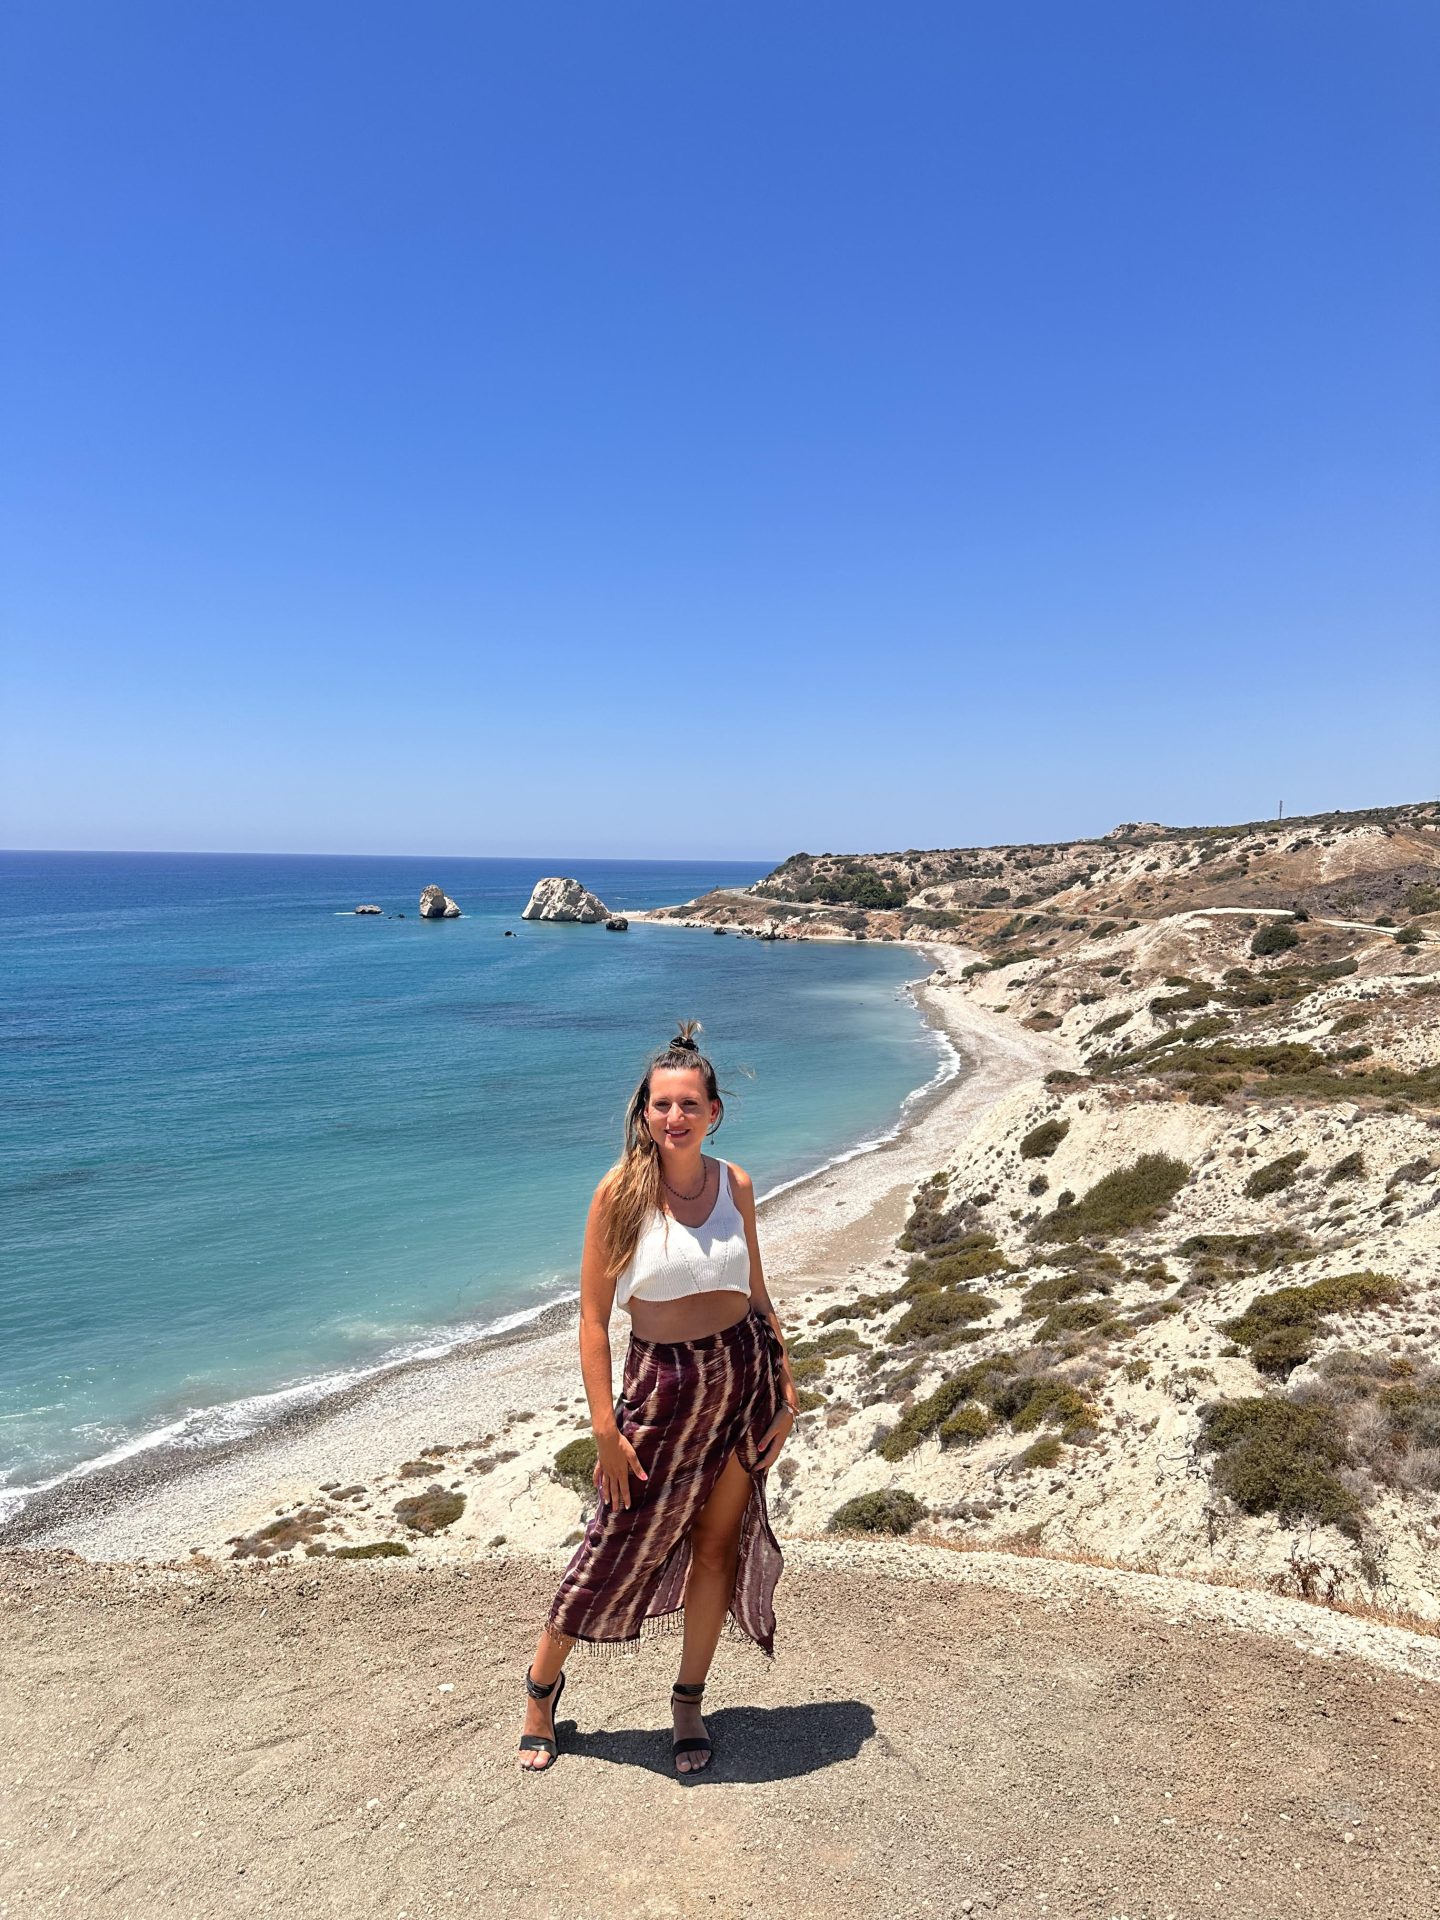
xmin=644 ymin=1066 xmax=718 ymax=1158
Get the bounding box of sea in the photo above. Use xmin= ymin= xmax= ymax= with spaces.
xmin=0 ymin=851 xmax=954 ymax=1529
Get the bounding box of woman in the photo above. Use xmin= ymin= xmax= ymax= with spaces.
xmin=516 ymin=1020 xmax=800 ymax=1776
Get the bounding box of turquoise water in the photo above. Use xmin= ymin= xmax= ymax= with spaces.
xmin=0 ymin=852 xmax=947 ymax=1522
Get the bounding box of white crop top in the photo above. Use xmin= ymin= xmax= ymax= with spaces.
xmin=615 ymin=1159 xmax=753 ymax=1308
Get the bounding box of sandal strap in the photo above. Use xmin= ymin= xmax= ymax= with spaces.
xmin=525 ymin=1665 xmax=561 ymax=1700
xmin=672 ymin=1736 xmax=712 ymax=1755
xmin=518 ymin=1734 xmax=557 ymax=1754
xmin=671 ymin=1680 xmax=706 ymax=1698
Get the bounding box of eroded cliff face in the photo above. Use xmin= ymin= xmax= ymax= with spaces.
xmin=418 ymin=885 xmax=462 ymax=918
xmin=520 ymin=876 xmax=611 ymax=923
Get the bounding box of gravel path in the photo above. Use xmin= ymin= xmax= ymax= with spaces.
xmin=4 ymin=1542 xmax=1437 ymax=1920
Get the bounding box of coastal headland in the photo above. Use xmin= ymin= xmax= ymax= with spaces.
xmin=3 ymin=798 xmax=1439 ymax=1916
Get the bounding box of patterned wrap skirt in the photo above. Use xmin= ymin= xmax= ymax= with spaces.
xmin=543 ymin=1302 xmax=786 ymax=1659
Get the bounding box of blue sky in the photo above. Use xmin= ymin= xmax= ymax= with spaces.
xmin=3 ymin=2 xmax=1436 ymax=859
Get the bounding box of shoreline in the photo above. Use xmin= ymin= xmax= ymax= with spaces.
xmin=3 ymin=939 xmax=1060 ymax=1564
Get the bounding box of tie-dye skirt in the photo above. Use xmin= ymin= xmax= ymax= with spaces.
xmin=543 ymin=1302 xmax=786 ymax=1658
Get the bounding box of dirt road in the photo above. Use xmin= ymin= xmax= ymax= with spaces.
xmin=2 ymin=1545 xmax=1437 ymax=1920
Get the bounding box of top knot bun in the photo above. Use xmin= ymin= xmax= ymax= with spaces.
xmin=669 ymin=1017 xmax=703 ymax=1055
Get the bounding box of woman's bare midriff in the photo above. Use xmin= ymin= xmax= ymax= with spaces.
xmin=623 ymin=1290 xmax=755 ymax=1344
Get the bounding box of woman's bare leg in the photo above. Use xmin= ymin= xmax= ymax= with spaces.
xmin=673 ymin=1448 xmax=754 ymax=1771
xmin=517 ymin=1625 xmax=574 ymax=1770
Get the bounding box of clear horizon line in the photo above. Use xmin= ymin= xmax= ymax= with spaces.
xmin=0 ymin=845 xmax=784 ymax=864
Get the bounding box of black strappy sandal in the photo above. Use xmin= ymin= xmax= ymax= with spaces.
xmin=671 ymin=1678 xmax=712 ymax=1774
xmin=517 ymin=1664 xmax=566 ymax=1771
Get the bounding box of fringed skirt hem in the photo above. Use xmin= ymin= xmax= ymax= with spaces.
xmin=542 ymin=1604 xmax=776 ymax=1661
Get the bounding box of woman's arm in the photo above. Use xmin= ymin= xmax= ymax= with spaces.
xmin=578 ymin=1177 xmax=648 ymax=1507
xmin=577 ymin=1179 xmax=622 ymax=1438
xmin=728 ymin=1162 xmax=800 ymax=1416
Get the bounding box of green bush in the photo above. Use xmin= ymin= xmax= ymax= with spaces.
xmin=1031 ymin=1300 xmax=1119 ymax=1344
xmin=826 ymin=1488 xmax=926 ymax=1535
xmin=1197 ymin=1396 xmax=1362 ymax=1538
xmin=1221 ymin=1271 xmax=1402 ymax=1377
xmin=788 ymin=872 xmax=909 ymax=910
xmin=938 ymin=1404 xmax=992 ymax=1446
xmin=553 ymin=1436 xmax=599 ymax=1496
xmin=876 ymin=1377 xmax=974 ymax=1460
xmin=1016 ymin=1434 xmax=1063 ymax=1470
xmin=991 ymin=1373 xmax=1095 ymax=1439
xmin=816 ymin=1292 xmax=891 ymax=1324
xmin=1131 ymin=1040 xmax=1440 ymax=1109
xmin=789 ymin=1327 xmax=867 ymax=1360
xmin=1243 ymin=1150 xmax=1308 ymax=1199
xmin=1175 ymin=1228 xmax=1315 ymax=1274
xmin=1023 ymin=1273 xmax=1112 ymax=1313
xmin=1250 ymin=919 xmax=1301 ymax=957
xmin=875 ymin=1356 xmax=1022 ymax=1459
xmin=1150 ymin=984 xmax=1211 ymax=1019
xmin=1324 ymin=1150 xmax=1365 ymax=1186
xmin=1089 ymin=1010 xmax=1131 ymax=1038
xmin=393 ymin=1487 xmax=467 ymax=1534
xmin=906 ymin=1242 xmax=1009 ymax=1288
xmin=888 ymin=1287 xmax=993 ymax=1345
xmin=1378 ymin=1381 xmax=1440 ymax=1451
xmin=1020 ymin=1117 xmax=1070 ymax=1160
xmin=1030 ymin=1154 xmax=1190 ymax=1244
xmin=1395 ymin=925 xmax=1425 ymax=948
xmin=331 ymin=1541 xmax=411 ymax=1560
xmin=896 ymin=1174 xmax=978 ymax=1254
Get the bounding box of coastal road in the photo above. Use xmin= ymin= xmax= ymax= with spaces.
xmin=3 ymin=1546 xmax=1437 ymax=1920
xmin=647 ymin=891 xmax=1435 ymax=942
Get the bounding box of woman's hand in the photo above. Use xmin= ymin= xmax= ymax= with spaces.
xmin=594 ymin=1427 xmax=648 ymax=1509
xmin=755 ymin=1402 xmax=796 ymax=1470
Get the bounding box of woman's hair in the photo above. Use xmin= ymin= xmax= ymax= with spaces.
xmin=600 ymin=1019 xmax=724 ymax=1284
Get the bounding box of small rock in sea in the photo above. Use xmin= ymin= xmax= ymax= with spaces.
xmin=503 ymin=929 xmax=515 ymax=937
xmin=354 ymin=904 xmax=383 ymax=915
xmin=419 ymin=884 xmax=461 ymax=918
xmin=713 ymin=927 xmax=726 ymax=935
xmin=604 ymin=916 xmax=629 ymax=932
xmin=522 ymin=876 xmax=611 ymax=923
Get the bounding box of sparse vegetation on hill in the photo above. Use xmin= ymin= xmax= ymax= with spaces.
xmin=634 ymin=799 xmax=1439 ymax=1625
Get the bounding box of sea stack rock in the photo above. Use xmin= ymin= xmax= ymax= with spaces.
xmin=604 ymin=915 xmax=629 ymax=932
xmin=521 ymin=876 xmax=611 ymax=923
xmin=419 ymin=885 xmax=462 ymax=919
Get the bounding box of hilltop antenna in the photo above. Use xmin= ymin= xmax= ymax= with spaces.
xmin=1278 ymin=800 xmax=1284 ymax=820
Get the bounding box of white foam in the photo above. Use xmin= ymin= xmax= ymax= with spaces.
xmin=0 ymin=1286 xmax=581 ymax=1528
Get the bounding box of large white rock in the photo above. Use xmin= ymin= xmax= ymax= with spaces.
xmin=419 ymin=884 xmax=462 ymax=918
xmin=521 ymin=876 xmax=611 ymax=923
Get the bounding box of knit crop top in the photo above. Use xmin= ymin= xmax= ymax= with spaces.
xmin=614 ymin=1159 xmax=753 ymax=1308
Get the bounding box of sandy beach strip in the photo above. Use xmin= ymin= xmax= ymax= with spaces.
xmin=0 ymin=942 xmax=1067 ymax=1565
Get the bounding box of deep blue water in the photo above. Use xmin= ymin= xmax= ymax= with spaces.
xmin=0 ymin=851 xmax=946 ymax=1519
